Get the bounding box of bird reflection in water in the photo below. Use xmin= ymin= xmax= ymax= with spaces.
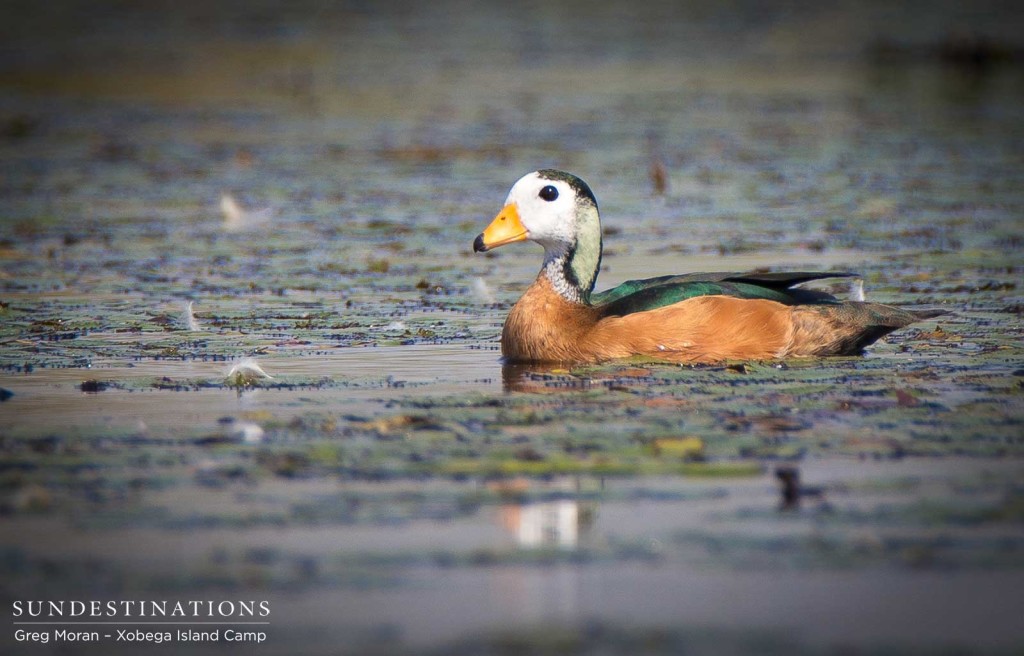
xmin=501 ymin=362 xmax=656 ymax=393
xmin=491 ymin=478 xmax=598 ymax=549
xmin=501 ymin=500 xmax=581 ymax=548
xmin=500 ymin=362 xmax=594 ymax=393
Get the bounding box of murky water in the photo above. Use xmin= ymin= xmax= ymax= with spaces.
xmin=2 ymin=1 xmax=1023 ymax=655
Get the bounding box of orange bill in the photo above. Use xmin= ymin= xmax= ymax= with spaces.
xmin=473 ymin=204 xmax=528 ymax=252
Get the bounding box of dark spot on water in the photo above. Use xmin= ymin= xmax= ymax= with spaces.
xmin=1 ymin=114 xmax=39 ymax=140
xmin=29 ymin=436 xmax=63 ymax=454
xmin=80 ymin=380 xmax=109 ymax=393
xmin=775 ymin=466 xmax=826 ymax=511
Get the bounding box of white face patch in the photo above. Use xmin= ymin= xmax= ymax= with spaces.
xmin=504 ymin=172 xmax=579 ymax=250
xmin=500 ymin=169 xmax=603 ymax=304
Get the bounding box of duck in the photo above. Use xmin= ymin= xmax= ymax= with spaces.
xmin=473 ymin=169 xmax=943 ymax=364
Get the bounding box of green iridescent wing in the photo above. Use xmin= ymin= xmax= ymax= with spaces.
xmin=593 ymin=271 xmax=856 ymax=317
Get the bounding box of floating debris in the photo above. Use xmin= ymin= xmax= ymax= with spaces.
xmin=650 ymin=158 xmax=669 ymax=196
xmin=198 ymin=417 xmax=265 ymax=444
xmin=651 ymin=437 xmax=704 ymax=459
xmin=774 ymin=466 xmax=825 ymax=511
xmin=472 ymin=277 xmax=495 ymax=304
xmin=181 ymin=300 xmax=201 ymax=331
xmin=224 ymin=417 xmax=266 ymax=443
xmin=354 ymin=414 xmax=446 ymax=436
xmin=850 ymin=278 xmax=866 ymax=302
xmin=80 ymin=379 xmax=109 ymax=393
xmin=225 ymin=358 xmax=274 ymax=387
xmin=220 ymin=193 xmax=273 ymax=232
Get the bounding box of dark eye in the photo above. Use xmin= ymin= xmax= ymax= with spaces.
xmin=539 ymin=185 xmax=559 ymax=202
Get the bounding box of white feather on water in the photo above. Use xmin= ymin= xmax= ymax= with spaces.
xmin=472 ymin=277 xmax=495 ymax=304
xmin=182 ymin=301 xmax=201 ymax=331
xmin=221 ymin=193 xmax=273 ymax=232
xmin=227 ymin=419 xmax=265 ymax=443
xmin=850 ymin=278 xmax=866 ymax=302
xmin=225 ymin=358 xmax=274 ymax=386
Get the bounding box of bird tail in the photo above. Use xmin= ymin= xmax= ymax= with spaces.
xmin=793 ymin=302 xmax=947 ymax=356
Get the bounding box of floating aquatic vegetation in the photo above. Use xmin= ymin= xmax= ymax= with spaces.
xmin=650 ymin=437 xmax=705 ymax=459
xmin=0 ymin=6 xmax=1021 ymax=653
